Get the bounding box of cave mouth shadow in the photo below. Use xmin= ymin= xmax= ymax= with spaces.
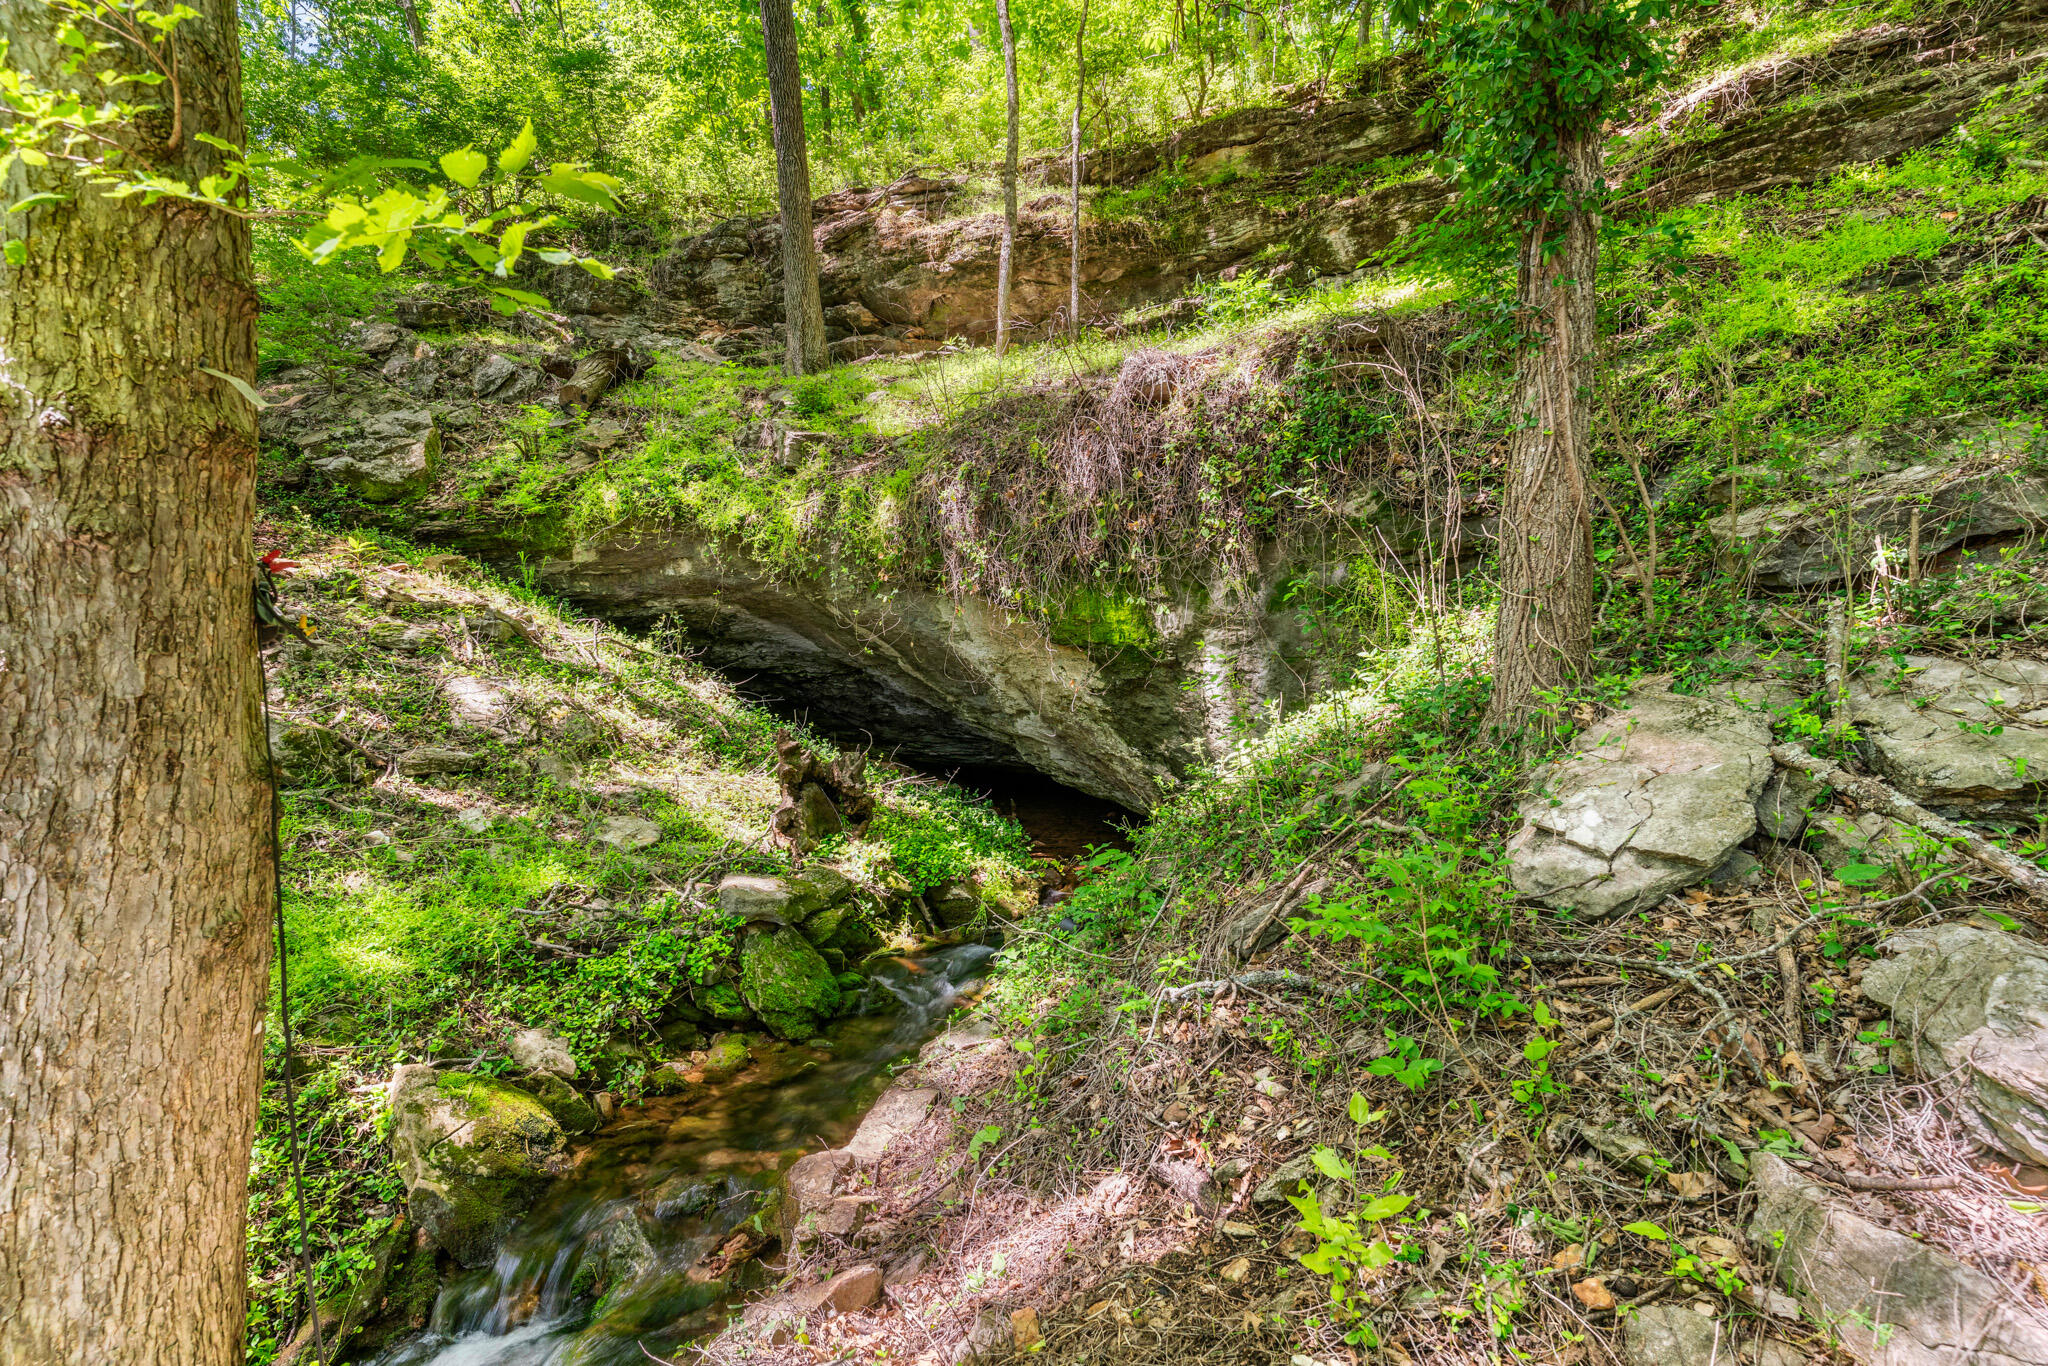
xmin=905 ymin=762 xmax=1137 ymax=863
xmin=728 ymin=676 xmax=1137 ymax=862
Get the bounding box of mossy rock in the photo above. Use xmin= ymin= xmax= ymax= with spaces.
xmin=833 ymin=970 xmax=867 ymax=994
xmin=738 ymin=926 xmax=841 ymax=1040
xmin=798 ymin=896 xmax=860 ymax=945
xmin=387 ymin=1064 xmax=566 ymax=1267
xmin=524 ymin=1072 xmax=601 ymax=1134
xmin=784 ymin=866 xmax=855 ymax=921
xmin=692 ymin=981 xmax=752 ymax=1021
xmin=699 ymin=1032 xmax=753 ymax=1081
xmin=823 ymin=914 xmax=884 ymax=961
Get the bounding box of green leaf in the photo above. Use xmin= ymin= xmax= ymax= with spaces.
xmin=1623 ymin=1221 xmax=1669 ymax=1240
xmin=538 ymin=165 xmax=622 ymax=209
xmin=575 ymin=256 xmax=615 ymax=279
xmin=1310 ymin=1148 xmax=1354 ymax=1181
xmin=499 ymin=120 xmax=538 ymax=176
xmin=7 ymin=192 xmax=67 ymax=214
xmin=1523 ymin=1036 xmax=1559 ymax=1063
xmin=1358 ymin=1193 xmax=1412 ymax=1221
xmin=1836 ymin=863 xmax=1885 ymax=886
xmin=497 ymin=220 xmax=531 ymax=271
xmin=440 ymin=146 xmax=487 ymax=189
xmin=200 ymin=366 xmax=268 ymax=409
xmin=1348 ymin=1093 xmax=1385 ymax=1126
xmin=3 ymin=239 xmax=25 ymax=267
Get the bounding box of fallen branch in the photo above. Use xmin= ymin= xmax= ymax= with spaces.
xmin=1567 ymin=982 xmax=1685 ymax=1044
xmin=1158 ymin=970 xmax=1316 ymax=1002
xmin=1526 ymin=952 xmax=1736 ymax=1025
xmin=1770 ymin=742 xmax=2048 ymax=905
xmin=1823 ymin=1169 xmax=1962 ymax=1192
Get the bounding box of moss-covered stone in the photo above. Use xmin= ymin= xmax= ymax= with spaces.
xmin=738 ymin=926 xmax=842 ymax=1040
xmin=693 ymin=981 xmax=752 ymax=1021
xmin=823 ymin=914 xmax=884 ymax=961
xmin=387 ymin=1064 xmax=566 ymax=1267
xmin=523 ymin=1071 xmax=601 ymax=1134
xmin=699 ymin=1032 xmax=754 ymax=1081
xmin=784 ymin=866 xmax=855 ymax=920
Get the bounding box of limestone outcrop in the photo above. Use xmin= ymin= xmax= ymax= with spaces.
xmin=1849 ymin=656 xmax=2048 ymax=816
xmin=1747 ymin=1153 xmax=2048 ymax=1366
xmin=1508 ymin=684 xmax=1774 ymax=917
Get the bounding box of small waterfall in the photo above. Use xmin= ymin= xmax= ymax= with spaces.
xmin=375 ymin=942 xmax=998 ymax=1366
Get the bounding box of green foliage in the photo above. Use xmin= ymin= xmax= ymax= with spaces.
xmin=1411 ymin=0 xmax=1670 ymax=220
xmin=1289 ymin=1094 xmax=1415 ymax=1346
xmin=863 ymin=781 xmax=1032 ymax=894
xmin=253 ymin=224 xmax=400 ymax=374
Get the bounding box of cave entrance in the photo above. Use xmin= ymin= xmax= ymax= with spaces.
xmin=914 ymin=763 xmax=1135 ymax=863
xmin=721 ymin=669 xmax=1135 ymax=862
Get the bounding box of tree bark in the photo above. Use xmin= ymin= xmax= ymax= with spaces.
xmin=760 ymin=0 xmax=829 ymax=374
xmin=1484 ymin=127 xmax=1600 ymax=733
xmin=0 ymin=3 xmax=273 ymax=1364
xmin=995 ymin=0 xmax=1019 ymax=356
xmin=1069 ymin=0 xmax=1089 ymax=339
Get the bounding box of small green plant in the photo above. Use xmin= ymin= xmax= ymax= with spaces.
xmin=1364 ymin=1030 xmax=1444 ymax=1092
xmin=1512 ymin=1000 xmax=1567 ymax=1114
xmin=1288 ymin=1093 xmax=1413 ymax=1346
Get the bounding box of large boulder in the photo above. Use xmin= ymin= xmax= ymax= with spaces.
xmin=738 ymin=926 xmax=842 ymax=1040
xmin=309 ymin=408 xmax=440 ymax=501
xmin=720 ymin=874 xmax=797 ymax=927
xmin=1848 ymin=656 xmax=2048 ymax=816
xmin=1859 ymin=924 xmax=2048 ymax=1166
xmin=386 ymin=1064 xmax=567 ymax=1267
xmin=1507 ymin=685 xmax=1773 ymax=917
xmin=1747 ymin=1153 xmax=2048 ymax=1366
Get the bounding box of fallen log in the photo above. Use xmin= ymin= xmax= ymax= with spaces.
xmin=1769 ymin=742 xmax=2048 ymax=906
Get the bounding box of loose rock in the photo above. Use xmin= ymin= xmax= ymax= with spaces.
xmin=1507 ymin=683 xmax=1773 ymax=917
xmin=1859 ymin=924 xmax=2048 ymax=1165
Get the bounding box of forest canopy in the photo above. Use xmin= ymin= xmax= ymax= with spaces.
xmin=241 ymin=0 xmax=1388 ymax=219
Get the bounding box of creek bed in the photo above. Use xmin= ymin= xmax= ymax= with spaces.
xmin=374 ymin=942 xmax=997 ymax=1366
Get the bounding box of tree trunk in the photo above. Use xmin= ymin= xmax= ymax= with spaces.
xmin=1069 ymin=0 xmax=1088 ymax=339
xmin=760 ymin=0 xmax=829 ymax=374
xmin=1485 ymin=127 xmax=1600 ymax=734
xmin=0 ymin=3 xmax=273 ymax=1364
xmin=995 ymin=0 xmax=1019 ymax=356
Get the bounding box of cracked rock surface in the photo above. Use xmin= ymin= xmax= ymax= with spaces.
xmin=1507 ymin=684 xmax=1773 ymax=917
xmin=1850 ymin=655 xmax=2048 ymax=815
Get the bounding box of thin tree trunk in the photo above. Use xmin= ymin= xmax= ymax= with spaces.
xmin=760 ymin=0 xmax=829 ymax=374
xmin=1485 ymin=127 xmax=1600 ymax=734
xmin=0 ymin=2 xmax=273 ymax=1363
xmin=995 ymin=0 xmax=1019 ymax=355
xmin=1069 ymin=0 xmax=1088 ymax=340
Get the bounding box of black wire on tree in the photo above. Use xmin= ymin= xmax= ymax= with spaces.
xmin=257 ymin=562 xmax=329 ymax=1366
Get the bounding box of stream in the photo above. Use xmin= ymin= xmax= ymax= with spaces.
xmin=375 ymin=942 xmax=999 ymax=1366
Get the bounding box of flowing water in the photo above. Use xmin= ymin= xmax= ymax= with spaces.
xmin=375 ymin=942 xmax=1000 ymax=1366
